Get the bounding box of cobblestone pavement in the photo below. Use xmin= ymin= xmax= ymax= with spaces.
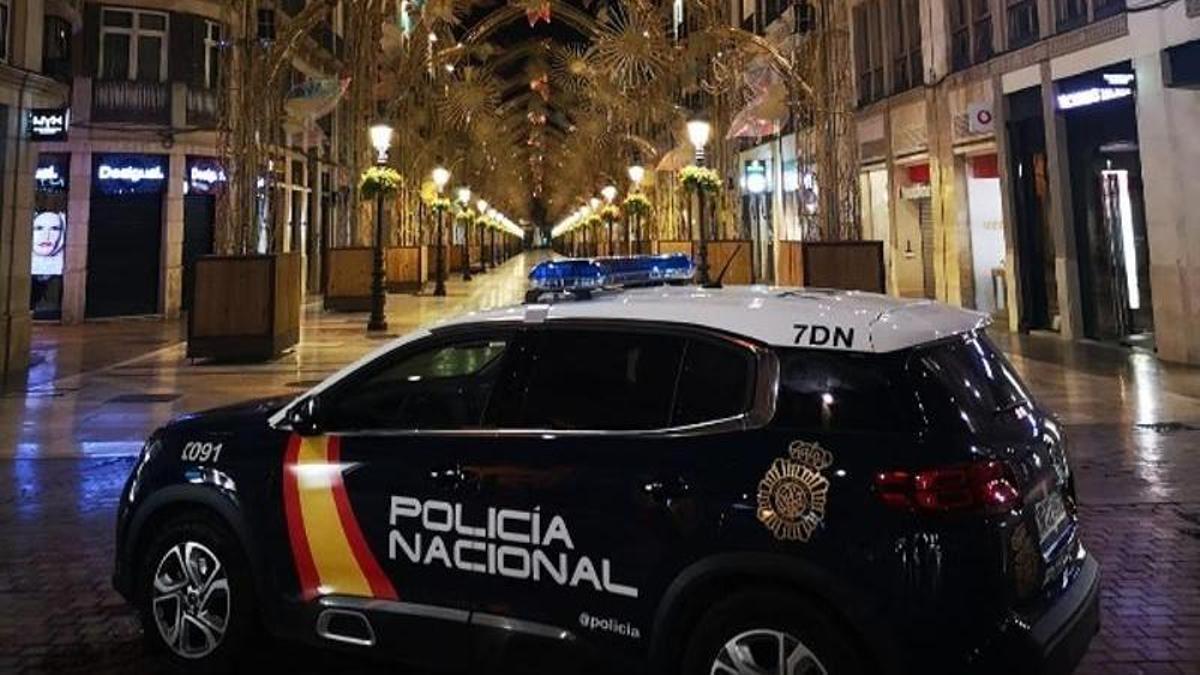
xmin=1 ymin=264 xmax=1199 ymax=673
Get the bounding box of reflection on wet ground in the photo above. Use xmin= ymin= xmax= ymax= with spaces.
xmin=2 ymin=262 xmax=1198 ymax=673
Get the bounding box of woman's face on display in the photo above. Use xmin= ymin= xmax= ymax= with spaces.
xmin=33 ymin=213 xmax=65 ymax=257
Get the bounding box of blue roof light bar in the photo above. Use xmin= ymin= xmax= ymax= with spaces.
xmin=528 ymin=254 xmax=695 ymax=297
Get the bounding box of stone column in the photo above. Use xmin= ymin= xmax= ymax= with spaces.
xmin=926 ymin=89 xmax=974 ymax=307
xmin=1040 ymin=62 xmax=1084 ymax=338
xmin=160 ymin=152 xmax=185 ymax=318
xmin=0 ymin=106 xmax=37 ymax=385
xmin=1134 ymin=52 xmax=1200 ymax=364
xmin=60 ymin=149 xmax=91 ymax=324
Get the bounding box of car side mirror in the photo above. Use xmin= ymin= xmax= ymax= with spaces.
xmin=288 ymin=396 xmax=324 ymax=436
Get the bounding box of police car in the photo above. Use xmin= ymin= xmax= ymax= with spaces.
xmin=113 ymin=254 xmax=1099 ymax=674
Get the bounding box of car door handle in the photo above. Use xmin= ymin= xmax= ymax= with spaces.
xmin=643 ymin=476 xmax=691 ymax=502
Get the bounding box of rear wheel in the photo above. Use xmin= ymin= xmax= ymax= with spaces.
xmin=681 ymin=589 xmax=862 ymax=675
xmin=138 ymin=513 xmax=255 ymax=671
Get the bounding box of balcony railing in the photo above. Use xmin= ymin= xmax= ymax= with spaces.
xmin=186 ymin=88 xmax=219 ymax=128
xmin=92 ymin=80 xmax=170 ymax=124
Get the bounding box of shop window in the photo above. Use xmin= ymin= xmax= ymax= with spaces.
xmin=99 ymin=8 xmax=169 ymax=82
xmin=0 ymin=0 xmax=10 ymax=63
xmin=950 ymin=0 xmax=993 ymax=71
xmin=890 ymin=0 xmax=923 ymax=93
xmin=43 ymin=15 xmax=72 ymax=81
xmin=204 ymin=21 xmax=223 ymax=89
xmin=853 ymin=0 xmax=885 ymax=106
xmin=1006 ymin=0 xmax=1039 ymax=48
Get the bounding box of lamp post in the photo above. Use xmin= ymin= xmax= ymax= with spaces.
xmin=432 ymin=165 xmax=451 ymax=296
xmin=456 ymin=186 xmax=472 ymax=281
xmin=627 ymin=164 xmax=644 ymax=252
xmin=589 ymin=197 xmax=601 ymax=256
xmin=687 ymin=116 xmax=713 ymax=284
xmin=367 ymin=122 xmax=393 ymax=332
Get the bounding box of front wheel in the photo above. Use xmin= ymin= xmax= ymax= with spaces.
xmin=681 ymin=589 xmax=863 ymax=675
xmin=138 ymin=514 xmax=255 ymax=671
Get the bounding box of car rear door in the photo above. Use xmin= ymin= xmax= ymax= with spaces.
xmin=454 ymin=323 xmax=764 ymax=664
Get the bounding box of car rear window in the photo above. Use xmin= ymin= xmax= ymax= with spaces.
xmin=908 ymin=333 xmax=1033 ymax=433
xmin=773 ymin=349 xmax=916 ymax=432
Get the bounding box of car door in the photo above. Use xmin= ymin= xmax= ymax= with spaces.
xmin=286 ymin=325 xmax=517 ymax=668
xmin=455 ymin=323 xmax=763 ymax=663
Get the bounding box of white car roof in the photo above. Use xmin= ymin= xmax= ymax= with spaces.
xmin=436 ymin=285 xmax=989 ymax=354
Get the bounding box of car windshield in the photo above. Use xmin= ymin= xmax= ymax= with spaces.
xmin=908 ymin=333 xmax=1033 ymax=433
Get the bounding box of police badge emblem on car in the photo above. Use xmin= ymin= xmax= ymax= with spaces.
xmin=756 ymin=441 xmax=834 ymax=542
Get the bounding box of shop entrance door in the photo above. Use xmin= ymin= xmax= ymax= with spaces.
xmin=86 ymin=194 xmax=162 ymax=317
xmin=182 ymin=194 xmax=215 ymax=311
xmin=1008 ymin=113 xmax=1058 ymax=331
xmin=1092 ymin=152 xmax=1153 ymax=344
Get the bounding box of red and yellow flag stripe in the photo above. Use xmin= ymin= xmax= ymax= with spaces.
xmin=283 ymin=434 xmax=397 ymax=601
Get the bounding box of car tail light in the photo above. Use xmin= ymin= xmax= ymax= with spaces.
xmin=874 ymin=461 xmax=1020 ymax=514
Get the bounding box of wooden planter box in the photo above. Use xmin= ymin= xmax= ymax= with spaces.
xmin=656 ymin=240 xmax=694 ymax=256
xmin=706 ymin=240 xmax=753 ymax=285
xmin=188 ymin=252 xmax=301 ymax=362
xmin=776 ymin=241 xmax=886 ymax=292
xmin=324 ymin=247 xmax=374 ymax=311
xmin=386 ymin=246 xmax=426 ymax=292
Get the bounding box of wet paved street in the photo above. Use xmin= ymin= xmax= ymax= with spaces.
xmin=2 ymin=255 xmax=1199 ymax=674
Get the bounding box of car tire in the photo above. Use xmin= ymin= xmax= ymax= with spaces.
xmin=137 ymin=512 xmax=255 ymax=672
xmin=680 ymin=588 xmax=863 ymax=675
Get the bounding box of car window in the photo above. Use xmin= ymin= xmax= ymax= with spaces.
xmin=774 ymin=348 xmax=916 ymax=432
xmin=324 ymin=336 xmax=509 ymax=431
xmin=908 ymin=333 xmax=1033 ymax=434
xmin=672 ymin=338 xmax=755 ymax=426
xmin=519 ymin=329 xmax=685 ymax=430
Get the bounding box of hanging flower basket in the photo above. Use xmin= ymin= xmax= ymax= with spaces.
xmin=623 ymin=193 xmax=652 ymax=216
xmin=600 ymin=204 xmax=621 ymax=223
xmin=585 ymin=214 xmax=603 ymax=229
xmin=680 ymin=165 xmax=721 ymax=194
xmin=359 ymin=166 xmax=402 ymax=200
xmin=428 ymin=196 xmax=453 ymax=214
xmin=456 ymin=207 xmax=477 ymax=224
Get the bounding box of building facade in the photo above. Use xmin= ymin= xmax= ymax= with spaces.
xmin=736 ymin=0 xmax=1200 ymax=364
xmin=0 ymin=0 xmax=75 ymax=385
xmin=28 ymin=0 xmax=350 ymax=329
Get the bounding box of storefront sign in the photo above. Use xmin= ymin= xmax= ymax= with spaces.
xmin=186 ymin=156 xmax=227 ymax=195
xmin=93 ymin=154 xmax=168 ymax=195
xmin=1057 ymin=86 xmax=1132 ymax=110
xmin=28 ymin=108 xmax=70 ymax=141
xmin=967 ymin=103 xmax=993 ymax=134
xmin=35 ymin=154 xmax=69 ymax=192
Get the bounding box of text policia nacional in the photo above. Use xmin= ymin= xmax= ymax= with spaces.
xmin=388 ymin=495 xmax=640 ymax=599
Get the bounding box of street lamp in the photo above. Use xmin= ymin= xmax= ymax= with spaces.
xmin=627 ymin=164 xmax=645 ymax=253
xmin=367 ymin=122 xmax=393 ymax=332
xmin=456 ymin=187 xmax=473 ymax=281
xmin=627 ymin=164 xmax=645 ymax=186
xmin=601 ymin=185 xmax=618 ymax=253
xmin=687 ymin=116 xmax=713 ymax=284
xmin=432 ymin=165 xmax=450 ymax=296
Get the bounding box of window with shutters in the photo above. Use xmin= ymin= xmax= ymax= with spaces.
xmin=949 ymin=0 xmax=993 ymax=71
xmin=1006 ymin=0 xmax=1039 ymax=48
xmin=890 ymin=0 xmax=923 ymax=93
xmin=204 ymin=21 xmax=223 ymax=89
xmin=0 ymin=0 xmax=10 ymax=63
xmin=99 ymin=8 xmax=169 ymax=82
xmin=853 ymin=0 xmax=885 ymax=106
